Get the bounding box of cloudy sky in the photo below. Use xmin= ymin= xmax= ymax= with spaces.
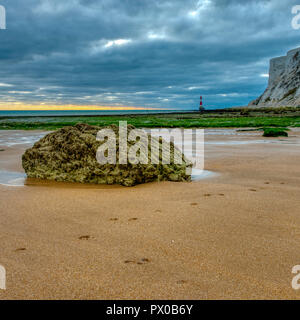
xmin=0 ymin=0 xmax=300 ymax=110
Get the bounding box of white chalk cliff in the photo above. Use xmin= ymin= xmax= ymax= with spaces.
xmin=249 ymin=47 xmax=300 ymax=107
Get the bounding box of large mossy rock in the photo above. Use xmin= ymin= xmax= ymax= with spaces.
xmin=22 ymin=123 xmax=192 ymax=186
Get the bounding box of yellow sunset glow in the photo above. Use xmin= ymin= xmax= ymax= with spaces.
xmin=0 ymin=103 xmax=165 ymax=111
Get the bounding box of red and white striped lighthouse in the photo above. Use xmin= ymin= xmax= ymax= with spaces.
xmin=199 ymin=96 xmax=204 ymax=111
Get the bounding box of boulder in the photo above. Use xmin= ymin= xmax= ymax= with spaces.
xmin=22 ymin=123 xmax=192 ymax=186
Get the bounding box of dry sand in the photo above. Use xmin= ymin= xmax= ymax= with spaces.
xmin=0 ymin=129 xmax=300 ymax=299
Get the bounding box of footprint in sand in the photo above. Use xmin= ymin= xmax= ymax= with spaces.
xmin=137 ymin=258 xmax=150 ymax=265
xmin=280 ymin=182 xmax=285 ymax=185
xmin=204 ymin=194 xmax=211 ymax=197
xmin=249 ymin=189 xmax=257 ymax=192
xmin=128 ymin=218 xmax=138 ymax=221
xmin=109 ymin=218 xmax=118 ymax=221
xmin=264 ymin=182 xmax=270 ymax=185
xmin=124 ymin=260 xmax=135 ymax=264
xmin=176 ymin=280 xmax=187 ymax=285
xmin=125 ymin=258 xmax=150 ymax=265
xmin=190 ymin=203 xmax=198 ymax=206
xmin=219 ymin=193 xmax=225 ymax=196
xmin=78 ymin=235 xmax=90 ymax=240
xmin=15 ymin=248 xmax=26 ymax=252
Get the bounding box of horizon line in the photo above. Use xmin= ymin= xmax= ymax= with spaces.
xmin=0 ymin=105 xmax=174 ymax=111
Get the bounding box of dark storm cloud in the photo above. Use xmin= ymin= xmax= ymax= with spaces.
xmin=0 ymin=0 xmax=300 ymax=109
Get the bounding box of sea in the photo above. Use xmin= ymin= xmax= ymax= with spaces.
xmin=0 ymin=110 xmax=195 ymax=117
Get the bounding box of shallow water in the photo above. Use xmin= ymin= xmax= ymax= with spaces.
xmin=0 ymin=170 xmax=26 ymax=187
xmin=191 ymin=169 xmax=217 ymax=181
xmin=0 ymin=129 xmax=296 ymax=148
xmin=0 ymin=131 xmax=48 ymax=147
xmin=205 ymin=139 xmax=297 ymax=145
xmin=0 ymin=168 xmax=215 ymax=186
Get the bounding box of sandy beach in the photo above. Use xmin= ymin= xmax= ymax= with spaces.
xmin=0 ymin=128 xmax=300 ymax=300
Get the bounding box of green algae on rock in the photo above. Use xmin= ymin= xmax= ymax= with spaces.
xmin=22 ymin=123 xmax=192 ymax=186
xmin=262 ymin=127 xmax=289 ymax=137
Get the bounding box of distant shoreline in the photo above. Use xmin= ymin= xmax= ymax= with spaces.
xmin=0 ymin=109 xmax=233 ymax=119
xmin=0 ymin=108 xmax=249 ymax=120
xmin=0 ymin=109 xmax=197 ymax=119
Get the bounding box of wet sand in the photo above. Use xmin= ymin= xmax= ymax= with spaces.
xmin=0 ymin=129 xmax=300 ymax=299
